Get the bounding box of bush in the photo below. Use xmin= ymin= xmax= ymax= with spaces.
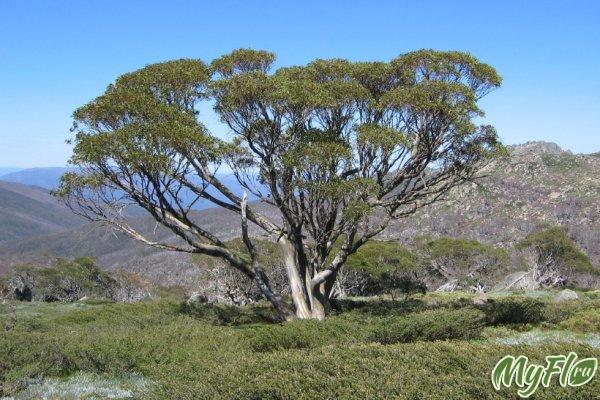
xmin=482 ymin=297 xmax=544 ymax=325
xmin=330 ymin=298 xmax=427 ymax=316
xmin=245 ymin=321 xmax=324 ymax=352
xmin=516 ymin=226 xmax=596 ymax=275
xmin=342 ymin=241 xmax=428 ymax=297
xmin=1 ymin=258 xmax=117 ymax=302
xmin=419 ymin=237 xmax=511 ymax=288
xmin=345 ymin=241 xmax=424 ymax=275
xmin=180 ymin=301 xmax=279 ymax=326
xmin=559 ymin=309 xmax=600 ymax=333
xmin=0 ymin=258 xmax=153 ymax=303
xmin=369 ymin=308 xmax=485 ymax=344
xmin=1 ymin=298 xmax=599 ymax=399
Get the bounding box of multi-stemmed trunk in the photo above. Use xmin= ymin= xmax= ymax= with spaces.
xmin=264 ymin=237 xmax=333 ymax=320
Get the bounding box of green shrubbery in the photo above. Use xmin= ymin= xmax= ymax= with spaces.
xmin=330 ymin=297 xmax=428 ymax=315
xmin=342 ymin=230 xmax=597 ymax=294
xmin=0 ymin=257 xmax=117 ymax=302
xmin=0 ymin=258 xmax=154 ymax=304
xmin=181 ymin=300 xmax=279 ymax=325
xmin=345 ymin=241 xmax=424 ymax=275
xmin=419 ymin=236 xmax=512 ymax=287
xmin=517 ymin=226 xmax=596 ymax=275
xmin=482 ymin=297 xmax=545 ymax=325
xmin=342 ymin=241 xmax=428 ymax=298
xmin=1 ymin=295 xmax=599 ymax=399
xmin=340 ymin=238 xmax=509 ymax=296
xmin=369 ymin=308 xmax=485 ymax=344
xmin=192 ymin=233 xmax=596 ymax=304
xmin=559 ymin=309 xmax=600 ymax=333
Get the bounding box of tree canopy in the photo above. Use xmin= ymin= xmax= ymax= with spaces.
xmin=57 ymin=49 xmax=502 ymax=319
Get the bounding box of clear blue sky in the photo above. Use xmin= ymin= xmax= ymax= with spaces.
xmin=1 ymin=0 xmax=599 ymax=167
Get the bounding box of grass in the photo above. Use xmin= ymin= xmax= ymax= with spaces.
xmin=0 ymin=293 xmax=599 ymax=399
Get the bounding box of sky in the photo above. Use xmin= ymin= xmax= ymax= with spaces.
xmin=1 ymin=0 xmax=599 ymax=168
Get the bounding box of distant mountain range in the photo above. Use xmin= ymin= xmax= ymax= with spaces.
xmin=0 ymin=167 xmax=256 ymax=208
xmin=0 ymin=167 xmax=74 ymax=189
xmin=0 ymin=142 xmax=598 ymax=288
xmin=0 ymin=167 xmax=23 ymax=177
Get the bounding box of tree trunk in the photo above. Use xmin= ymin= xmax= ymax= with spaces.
xmin=279 ymin=237 xmax=313 ymax=318
xmin=253 ymin=269 xmax=295 ymax=321
xmin=277 ymin=236 xmax=333 ymax=320
xmin=310 ymin=283 xmax=328 ymax=320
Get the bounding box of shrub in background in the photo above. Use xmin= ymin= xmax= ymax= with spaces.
xmin=342 ymin=241 xmax=428 ymax=298
xmin=369 ymin=308 xmax=486 ymax=344
xmin=482 ymin=297 xmax=544 ymax=325
xmin=418 ymin=236 xmax=512 ymax=289
xmin=517 ymin=226 xmax=597 ymax=276
xmin=0 ymin=257 xmax=152 ymax=303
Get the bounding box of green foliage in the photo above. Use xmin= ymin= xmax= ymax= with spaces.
xmin=559 ymin=309 xmax=600 ymax=333
xmin=542 ymin=299 xmax=592 ymax=324
xmin=244 ymin=320 xmax=340 ymax=352
xmin=1 ymin=258 xmax=118 ymax=302
xmin=517 ymin=226 xmax=596 ymax=274
xmin=425 ymin=237 xmax=494 ymax=262
xmin=482 ymin=297 xmax=545 ymax=325
xmin=422 ymin=237 xmax=510 ymax=271
xmin=211 ymin=48 xmax=275 ymax=77
xmin=541 ymin=153 xmax=580 ymax=170
xmin=419 ymin=236 xmax=512 ymax=286
xmin=1 ymin=296 xmax=599 ymax=399
xmin=346 ymin=241 xmax=424 ymax=275
xmin=180 ymin=301 xmax=279 ymax=326
xmin=330 ymin=297 xmax=428 ymax=316
xmin=369 ymin=308 xmax=485 ymax=344
xmin=344 ymin=241 xmax=428 ymax=298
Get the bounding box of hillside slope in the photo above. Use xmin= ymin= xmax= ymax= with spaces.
xmin=385 ymin=141 xmax=600 ymax=264
xmin=0 ymin=205 xmax=267 ymax=279
xmin=0 ymin=181 xmax=83 ymax=244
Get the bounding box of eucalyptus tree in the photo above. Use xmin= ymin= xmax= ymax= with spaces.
xmin=57 ymin=49 xmax=502 ymax=320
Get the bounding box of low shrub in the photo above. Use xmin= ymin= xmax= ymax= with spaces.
xmin=369 ymin=308 xmax=485 ymax=344
xmin=559 ymin=309 xmax=600 ymax=333
xmin=180 ymin=301 xmax=279 ymax=326
xmin=245 ymin=322 xmax=323 ymax=352
xmin=539 ymin=298 xmax=600 ymax=326
xmin=482 ymin=297 xmax=544 ymax=325
xmin=1 ymin=298 xmax=599 ymax=399
xmin=330 ymin=298 xmax=427 ymax=316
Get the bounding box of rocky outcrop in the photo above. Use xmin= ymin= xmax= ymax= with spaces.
xmin=491 ymin=271 xmax=539 ymax=291
xmin=554 ymin=289 xmax=579 ymax=302
xmin=435 ymin=279 xmax=460 ymax=292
